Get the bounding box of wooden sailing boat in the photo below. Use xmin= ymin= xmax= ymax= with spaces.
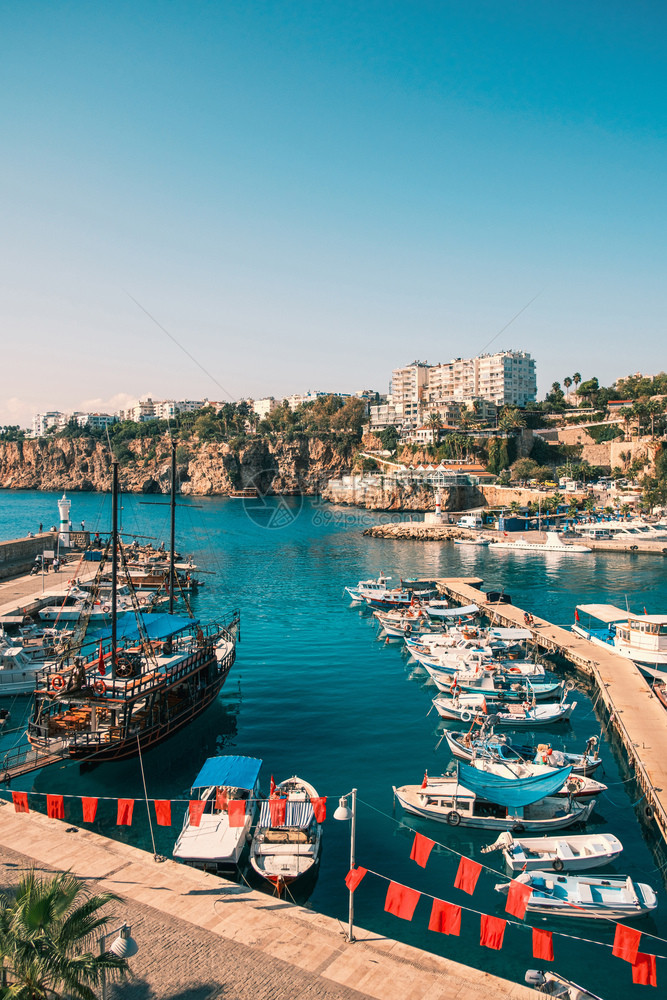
xmin=28 ymin=446 xmax=239 ymax=762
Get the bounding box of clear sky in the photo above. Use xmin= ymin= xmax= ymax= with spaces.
xmin=2 ymin=1 xmax=665 ymax=425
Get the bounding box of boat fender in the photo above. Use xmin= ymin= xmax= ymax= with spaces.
xmin=512 ymin=823 xmax=525 ymax=833
xmin=405 ymin=625 xmax=411 ymax=634
xmin=645 ymin=806 xmax=653 ymax=819
xmin=460 ymin=710 xmax=472 ymax=723
xmin=93 ymin=678 xmax=106 ymax=695
xmin=50 ymin=674 xmax=65 ymax=691
xmin=447 ymin=810 xmax=461 ymax=826
xmin=552 ymin=857 xmax=564 ymax=872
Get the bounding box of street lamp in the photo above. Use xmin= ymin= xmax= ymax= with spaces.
xmin=334 ymin=788 xmax=357 ymax=943
xmin=98 ymin=923 xmax=138 ymax=1000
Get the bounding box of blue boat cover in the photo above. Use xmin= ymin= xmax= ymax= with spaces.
xmin=192 ymin=756 xmax=262 ymax=791
xmin=258 ymin=798 xmax=314 ymax=828
xmin=99 ymin=612 xmax=199 ymax=642
xmin=458 ymin=762 xmax=572 ymax=807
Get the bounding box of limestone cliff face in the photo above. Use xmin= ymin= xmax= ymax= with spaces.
xmin=0 ymin=436 xmax=353 ymax=495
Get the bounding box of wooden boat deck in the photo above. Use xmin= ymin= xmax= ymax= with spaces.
xmin=431 ymin=577 xmax=667 ymax=848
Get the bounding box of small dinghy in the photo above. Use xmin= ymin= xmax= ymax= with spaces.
xmin=432 ymin=693 xmax=577 ymax=727
xmin=525 ymin=970 xmax=606 ymax=999
xmin=483 ymin=830 xmax=623 ymax=872
xmin=249 ymin=776 xmax=322 ymax=894
xmin=468 ymin=757 xmax=606 ymax=799
xmin=495 ymin=870 xmax=658 ymax=919
xmin=444 ymin=731 xmax=603 ymax=775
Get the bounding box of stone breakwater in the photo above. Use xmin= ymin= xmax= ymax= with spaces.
xmin=0 ymin=435 xmax=353 ymax=496
xmin=363 ymin=522 xmax=476 ymax=541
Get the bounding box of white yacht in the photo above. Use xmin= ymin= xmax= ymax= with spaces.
xmin=572 ymin=604 xmax=667 ymax=673
xmin=173 ymin=756 xmax=262 ymax=873
xmin=492 ymin=532 xmax=591 ymax=554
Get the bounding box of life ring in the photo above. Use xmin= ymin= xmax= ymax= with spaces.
xmin=645 ymin=806 xmax=653 ymax=820
xmin=450 ymin=682 xmax=460 ymax=696
xmin=552 ymin=857 xmax=564 ymax=872
xmin=460 ymin=710 xmax=472 ymax=722
xmin=447 ymin=810 xmax=461 ymax=826
xmin=404 ymin=625 xmax=412 ymax=634
xmin=50 ymin=674 xmax=65 ymax=691
xmin=93 ymin=678 xmax=106 ymax=695
xmin=102 ymin=604 xmax=111 ymax=613
xmin=140 ymin=596 xmax=149 ymax=606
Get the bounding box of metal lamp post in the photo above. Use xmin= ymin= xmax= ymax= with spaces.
xmin=98 ymin=923 xmax=138 ymax=1000
xmin=333 ymin=787 xmax=357 ymax=943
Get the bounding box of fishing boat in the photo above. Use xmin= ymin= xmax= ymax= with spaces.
xmin=249 ymin=776 xmax=323 ymax=893
xmin=495 ymin=870 xmax=657 ymax=919
xmin=173 ymin=756 xmax=262 ymax=873
xmin=344 ymin=573 xmax=393 ymax=602
xmin=444 ymin=731 xmax=603 ymax=775
xmin=27 ymin=453 xmax=240 ymax=762
xmin=525 ymin=970 xmax=606 ymax=999
xmin=572 ymin=604 xmax=667 ymax=672
xmin=454 ymin=535 xmax=490 ymax=546
xmin=422 ymin=602 xmax=479 ymax=620
xmin=483 ymin=830 xmax=623 ymax=872
xmin=432 ymin=693 xmax=577 ymax=727
xmin=492 ymin=532 xmax=592 ymax=554
xmin=428 ymin=668 xmax=562 ymax=701
xmin=468 ymin=757 xmax=607 ymax=799
xmin=393 ymin=767 xmax=594 ymax=831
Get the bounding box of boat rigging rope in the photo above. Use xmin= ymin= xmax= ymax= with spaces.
xmin=136 ymin=734 xmax=160 ymax=861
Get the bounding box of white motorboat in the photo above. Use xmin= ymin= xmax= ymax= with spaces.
xmin=572 ymin=603 xmax=667 ymax=672
xmin=393 ymin=775 xmax=594 ymax=831
xmin=427 ymin=667 xmax=561 ymax=701
xmin=424 ymin=657 xmax=546 ymax=681
xmin=455 ymin=535 xmax=490 ymax=546
xmin=249 ymin=775 xmax=322 ymax=892
xmin=432 ymin=693 xmax=577 ymax=727
xmin=495 ymin=870 xmax=657 ymax=919
xmin=483 ymin=830 xmax=623 ymax=873
xmin=525 ymin=970 xmax=606 ymax=999
xmin=0 ymin=627 xmax=74 ymax=697
xmin=345 ymin=573 xmax=393 ymax=602
xmin=468 ymin=757 xmax=606 ymax=799
xmin=422 ymin=602 xmax=479 ymax=620
xmin=444 ymin=731 xmax=603 ymax=775
xmin=493 ymin=532 xmax=592 ymax=554
xmin=173 ymin=756 xmax=262 ymax=873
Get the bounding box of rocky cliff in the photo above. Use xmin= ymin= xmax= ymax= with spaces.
xmin=0 ymin=435 xmax=354 ymax=495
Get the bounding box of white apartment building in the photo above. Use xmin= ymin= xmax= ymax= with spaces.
xmin=118 ymin=398 xmax=206 ymax=422
xmin=32 ymin=411 xmax=69 ymax=437
xmin=253 ymin=397 xmax=279 ymax=419
xmin=474 ymin=351 xmax=536 ymax=406
xmin=75 ymin=412 xmax=117 ymax=430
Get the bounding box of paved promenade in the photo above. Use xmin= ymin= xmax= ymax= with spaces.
xmin=0 ymin=559 xmax=99 ymax=618
xmin=0 ymin=807 xmax=538 ymax=999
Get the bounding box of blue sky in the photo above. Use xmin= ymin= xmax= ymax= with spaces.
xmin=1 ymin=1 xmax=665 ymax=424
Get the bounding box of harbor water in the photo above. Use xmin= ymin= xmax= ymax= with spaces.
xmin=1 ymin=490 xmax=666 ymax=998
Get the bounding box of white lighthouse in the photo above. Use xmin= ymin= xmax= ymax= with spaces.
xmin=57 ymin=493 xmax=71 ymax=549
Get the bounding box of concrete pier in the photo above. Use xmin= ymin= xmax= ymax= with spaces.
xmin=0 ymin=808 xmax=539 ymax=999
xmin=432 ymin=577 xmax=667 ymax=848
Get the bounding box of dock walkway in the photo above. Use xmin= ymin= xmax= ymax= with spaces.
xmin=0 ymin=808 xmax=538 ymax=999
xmin=434 ymin=577 xmax=667 ymax=846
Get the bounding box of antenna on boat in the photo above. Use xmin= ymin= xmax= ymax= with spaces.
xmin=169 ymin=439 xmax=176 ymax=615
xmin=111 ymin=461 xmax=118 ymax=681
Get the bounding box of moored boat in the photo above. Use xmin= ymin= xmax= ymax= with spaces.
xmin=495 ymin=870 xmax=657 ymax=920
xmin=482 ymin=830 xmax=623 ymax=873
xmin=444 ymin=731 xmax=603 ymax=775
xmin=493 ymin=531 xmax=592 ymax=554
xmin=249 ymin=775 xmax=323 ymax=893
xmin=432 ymin=693 xmax=577 ymax=727
xmin=525 ymin=970 xmax=606 ymax=999
xmin=173 ymin=756 xmax=262 ymax=873
xmin=572 ymin=603 xmax=667 ymax=672
xmin=468 ymin=757 xmax=606 ymax=799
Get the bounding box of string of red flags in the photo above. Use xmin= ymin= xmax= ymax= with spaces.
xmin=82 ymin=797 xmax=98 ymax=823
xmin=46 ymin=794 xmax=65 ymax=820
xmin=504 ymin=879 xmax=532 ymax=920
xmin=428 ymin=899 xmax=461 ymax=936
xmin=532 ymin=929 xmax=554 ymax=962
xmin=613 ymin=923 xmax=642 ymax=965
xmin=384 ymin=882 xmax=421 ymax=921
xmin=409 ymin=831 xmax=435 ymax=868
xmin=154 ymin=800 xmax=171 ymax=826
xmin=479 ymin=914 xmax=506 ymax=951
xmin=117 ymin=799 xmax=134 ymax=825
xmin=632 ymin=954 xmax=657 ymax=987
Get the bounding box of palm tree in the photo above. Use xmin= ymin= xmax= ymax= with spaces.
xmin=567 ymin=499 xmax=578 ymax=518
xmin=563 ymin=376 xmax=572 ymax=399
xmin=573 ymin=372 xmax=581 ymax=392
xmin=547 ymin=492 xmax=565 ymax=513
xmin=620 ymin=503 xmax=631 ymax=520
xmin=509 ymin=501 xmax=521 ymax=516
xmin=498 ymin=407 xmax=526 ymax=432
xmin=645 ymin=397 xmax=665 ymax=438
xmin=0 ymin=870 xmax=129 ymax=999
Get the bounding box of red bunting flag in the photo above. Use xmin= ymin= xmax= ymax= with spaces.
xmin=12 ymin=791 xmax=29 ymax=814
xmin=481 ymin=697 xmax=488 ymax=715
xmin=532 ymin=928 xmax=554 ymax=962
xmin=98 ymin=640 xmax=106 ymax=675
xmin=505 ymin=879 xmax=532 ymax=919
xmin=154 ymin=800 xmax=171 ymax=826
xmin=632 ymin=953 xmax=657 ymax=987
xmin=428 ymin=898 xmax=461 ymax=936
xmin=421 ymin=770 xmax=428 ymax=789
xmin=480 ymin=914 xmax=506 ymax=950
xmin=117 ymin=799 xmax=134 ymax=825
xmin=269 ymin=775 xmax=276 ymax=796
xmin=574 ymin=608 xmax=580 ymax=622
xmin=46 ymin=794 xmax=65 ymax=820
xmin=311 ymin=796 xmax=327 ymax=823
xmin=82 ymin=797 xmax=98 ymax=823
xmin=345 ymin=867 xmax=367 ymax=892
xmin=269 ymin=797 xmax=287 ymax=826
xmin=384 ymin=881 xmax=421 ymax=921
xmin=454 ymin=856 xmax=482 ymax=895
xmin=215 ymin=787 xmax=228 ymax=812
xmin=409 ymin=832 xmax=435 ymax=868
xmin=612 ymin=923 xmax=641 ymax=964
xmin=189 ymin=800 xmax=206 ymax=827
xmin=228 ymin=799 xmax=246 ymax=828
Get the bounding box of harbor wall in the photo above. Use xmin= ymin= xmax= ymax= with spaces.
xmin=0 ymin=532 xmax=58 ymax=581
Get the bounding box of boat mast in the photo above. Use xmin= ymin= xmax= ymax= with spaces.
xmin=111 ymin=461 xmax=118 ymax=680
xmin=169 ymin=439 xmax=176 ymax=615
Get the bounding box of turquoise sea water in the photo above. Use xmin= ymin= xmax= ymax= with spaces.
xmin=1 ymin=490 xmax=666 ymax=998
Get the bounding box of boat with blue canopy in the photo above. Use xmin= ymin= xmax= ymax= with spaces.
xmin=173 ymin=755 xmax=262 ymax=873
